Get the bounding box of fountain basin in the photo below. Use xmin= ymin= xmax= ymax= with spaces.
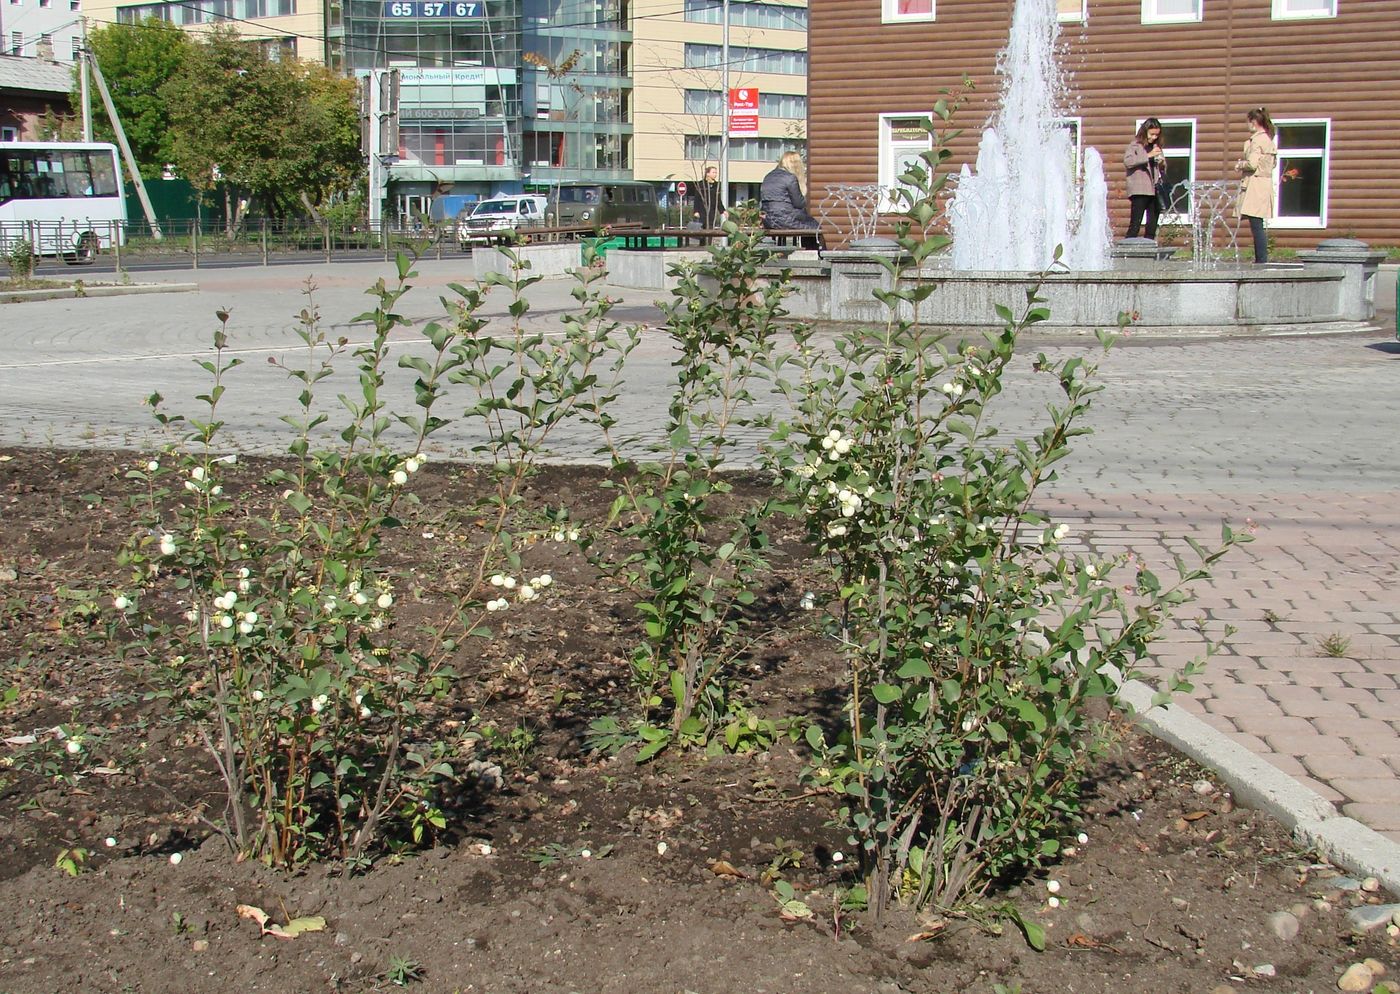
xmin=767 ymin=256 xmax=1378 ymax=337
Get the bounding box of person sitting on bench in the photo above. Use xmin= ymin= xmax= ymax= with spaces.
xmin=760 ymin=150 xmax=822 ymax=249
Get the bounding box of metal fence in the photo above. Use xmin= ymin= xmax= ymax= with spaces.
xmin=2 ymin=217 xmax=468 ymax=269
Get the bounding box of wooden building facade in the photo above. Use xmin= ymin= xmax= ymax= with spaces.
xmin=808 ymin=0 xmax=1400 ymax=248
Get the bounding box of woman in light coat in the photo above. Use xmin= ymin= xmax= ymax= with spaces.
xmin=1122 ymin=117 xmax=1167 ymax=239
xmin=1235 ymin=107 xmax=1278 ymax=264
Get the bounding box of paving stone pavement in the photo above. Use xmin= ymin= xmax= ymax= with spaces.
xmin=3 ymin=257 xmax=1399 ymax=841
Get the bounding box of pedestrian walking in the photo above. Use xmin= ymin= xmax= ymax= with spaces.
xmin=693 ymin=165 xmax=724 ymax=228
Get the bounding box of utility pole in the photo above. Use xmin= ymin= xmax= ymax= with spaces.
xmin=719 ymin=0 xmax=730 ymax=204
xmin=79 ymin=20 xmax=92 ymax=141
xmin=363 ymin=69 xmax=399 ymax=228
xmin=86 ymin=44 xmax=163 ymax=240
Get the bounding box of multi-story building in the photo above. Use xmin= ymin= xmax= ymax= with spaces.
xmin=3 ymin=0 xmax=85 ymax=63
xmin=81 ymin=0 xmax=341 ymax=66
xmin=81 ymin=0 xmax=811 ymax=218
xmin=631 ymin=0 xmax=807 ymax=206
xmin=350 ymin=0 xmax=634 ymax=216
xmin=810 ymin=0 xmax=1400 ymax=248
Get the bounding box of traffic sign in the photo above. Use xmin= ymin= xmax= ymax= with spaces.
xmin=677 ymin=181 xmax=688 ymax=198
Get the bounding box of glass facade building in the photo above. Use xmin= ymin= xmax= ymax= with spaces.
xmin=347 ymin=0 xmax=631 ymax=212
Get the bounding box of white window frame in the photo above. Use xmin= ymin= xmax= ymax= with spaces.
xmin=1272 ymin=0 xmax=1336 ymax=19
xmin=1 ymin=126 xmax=18 ymax=142
xmin=1137 ymin=116 xmax=1196 ymax=224
xmin=878 ymin=112 xmax=932 ymax=213
xmin=1058 ymin=0 xmax=1086 ymax=24
xmin=882 ymin=0 xmax=934 ymax=24
xmin=1271 ymin=117 xmax=1330 ymax=230
xmin=1142 ymin=0 xmax=1202 ymax=24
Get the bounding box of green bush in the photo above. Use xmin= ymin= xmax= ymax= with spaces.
xmin=772 ymin=100 xmax=1246 ymax=917
xmin=113 ymin=250 xmax=637 ymax=867
xmin=4 ymin=238 xmax=36 ymax=279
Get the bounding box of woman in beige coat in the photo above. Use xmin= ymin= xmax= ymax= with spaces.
xmin=1235 ymin=107 xmax=1278 ymax=264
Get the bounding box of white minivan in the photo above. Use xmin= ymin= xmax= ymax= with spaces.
xmin=457 ymin=194 xmax=547 ymax=247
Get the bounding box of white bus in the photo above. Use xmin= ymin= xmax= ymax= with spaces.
xmin=0 ymin=142 xmax=127 ymax=264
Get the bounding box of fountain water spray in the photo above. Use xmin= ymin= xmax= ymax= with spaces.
xmin=948 ymin=0 xmax=1111 ymax=271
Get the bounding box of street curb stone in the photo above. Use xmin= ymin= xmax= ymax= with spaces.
xmin=1 ymin=283 xmax=199 ymax=304
xmin=1122 ymin=679 xmax=1400 ymax=894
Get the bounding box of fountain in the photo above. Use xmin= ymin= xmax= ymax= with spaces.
xmin=947 ymin=0 xmax=1110 ymax=271
xmin=773 ymin=0 xmax=1386 ymax=336
xmin=598 ymin=0 xmax=1383 ymax=334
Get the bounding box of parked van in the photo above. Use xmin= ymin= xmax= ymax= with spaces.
xmin=546 ymin=181 xmax=659 ymax=230
xmin=457 ymin=194 xmax=547 ymax=247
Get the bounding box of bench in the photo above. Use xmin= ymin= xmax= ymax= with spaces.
xmin=607 ymin=227 xmax=828 ymax=251
xmin=470 ymin=222 xmax=649 ymax=247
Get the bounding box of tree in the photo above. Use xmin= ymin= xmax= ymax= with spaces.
xmin=161 ymin=28 xmax=362 ymax=228
xmin=81 ymin=19 xmax=192 ymax=179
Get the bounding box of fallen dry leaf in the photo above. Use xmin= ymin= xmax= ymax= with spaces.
xmin=906 ymin=921 xmax=948 ymax=942
xmin=236 ymin=904 xmax=326 ymax=940
xmin=709 ymin=860 xmax=747 ymax=878
xmin=1066 ymin=933 xmax=1118 ymax=952
xmin=1183 ymin=810 xmax=1210 ymax=822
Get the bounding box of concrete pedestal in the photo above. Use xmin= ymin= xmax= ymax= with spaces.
xmin=1296 ymin=239 xmax=1388 ymax=321
xmin=471 ymin=242 xmax=582 ymax=282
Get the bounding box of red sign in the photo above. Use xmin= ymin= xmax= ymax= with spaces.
xmin=728 ymin=87 xmax=759 ymax=138
xmin=676 ymin=181 xmax=688 ymax=197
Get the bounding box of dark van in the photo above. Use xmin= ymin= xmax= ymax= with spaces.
xmin=546 ymin=181 xmax=659 ymax=229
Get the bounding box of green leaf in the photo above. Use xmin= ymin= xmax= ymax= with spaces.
xmin=895 ymin=658 xmax=933 ymax=679
xmin=871 ymin=684 xmax=901 ymax=705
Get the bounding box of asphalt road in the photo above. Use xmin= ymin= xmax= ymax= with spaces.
xmin=3 ymin=255 xmax=1397 ymax=495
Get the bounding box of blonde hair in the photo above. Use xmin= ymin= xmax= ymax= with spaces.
xmin=778 ymin=150 xmax=807 ymax=196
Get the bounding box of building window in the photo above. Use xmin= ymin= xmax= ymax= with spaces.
xmin=878 ymin=113 xmax=930 ymax=212
xmin=684 ymin=44 xmax=806 ymax=75
xmin=1 ymin=127 xmax=18 ymax=142
xmin=9 ymin=31 xmax=22 ymax=55
xmin=683 ymin=89 xmax=806 ymax=120
xmin=1272 ymin=0 xmax=1336 ymax=18
xmin=684 ymin=0 xmax=807 ymax=31
xmin=71 ymin=35 xmax=81 ymax=58
xmin=685 ymin=135 xmax=804 ymax=162
xmin=1057 ymin=116 xmax=1082 ymax=176
xmin=40 ymin=0 xmax=52 ymax=8
xmin=1139 ymin=117 xmax=1196 ymax=219
xmin=883 ymin=0 xmax=933 ymax=23
xmin=1273 ymin=119 xmax=1329 ymax=228
xmin=1142 ymin=0 xmax=1201 ymax=23
xmin=1058 ymin=0 xmax=1085 ymax=22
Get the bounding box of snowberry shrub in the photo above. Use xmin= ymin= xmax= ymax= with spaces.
xmin=115 ymin=251 xmax=637 ymax=867
xmin=772 ymin=102 xmax=1247 ymax=917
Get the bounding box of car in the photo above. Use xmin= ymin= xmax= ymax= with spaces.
xmin=457 ymin=194 xmax=548 ymax=247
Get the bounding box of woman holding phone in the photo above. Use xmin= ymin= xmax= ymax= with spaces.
xmin=1123 ymin=117 xmax=1167 ymax=239
xmin=1235 ymin=107 xmax=1278 ymax=264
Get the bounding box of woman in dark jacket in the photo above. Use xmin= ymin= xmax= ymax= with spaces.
xmin=760 ymin=151 xmax=820 ymax=236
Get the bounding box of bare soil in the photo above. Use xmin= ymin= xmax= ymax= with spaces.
xmin=0 ymin=447 xmax=1391 ymax=994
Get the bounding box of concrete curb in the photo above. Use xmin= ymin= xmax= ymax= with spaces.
xmin=1 ymin=283 xmax=199 ymax=304
xmin=1122 ymin=678 xmax=1400 ymax=893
